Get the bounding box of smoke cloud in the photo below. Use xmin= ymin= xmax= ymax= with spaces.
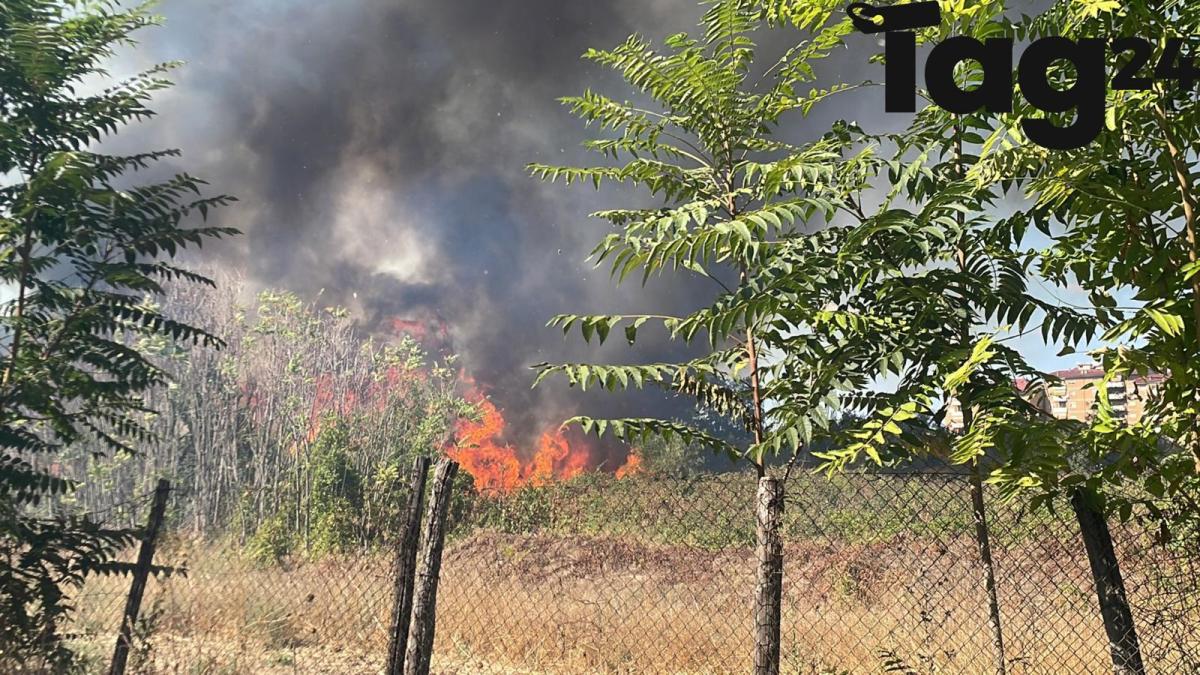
xmin=114 ymin=0 xmax=880 ymax=444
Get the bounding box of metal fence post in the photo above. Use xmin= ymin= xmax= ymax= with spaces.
xmin=1071 ymin=488 xmax=1146 ymax=675
xmin=753 ymin=475 xmax=784 ymax=675
xmin=403 ymin=458 xmax=459 ymax=675
xmin=109 ymin=478 xmax=171 ymax=675
xmin=386 ymin=456 xmax=431 ymax=675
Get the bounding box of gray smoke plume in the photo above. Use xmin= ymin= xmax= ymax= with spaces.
xmin=114 ymin=0 xmax=881 ymax=445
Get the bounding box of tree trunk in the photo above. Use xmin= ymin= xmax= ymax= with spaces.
xmin=1152 ymin=100 xmax=1200 ymax=474
xmin=753 ymin=475 xmax=783 ymax=675
xmin=951 ymin=116 xmax=1007 ymax=675
xmin=403 ymin=459 xmax=458 ymax=675
xmin=2 ymin=230 xmax=33 ymax=386
xmin=970 ymin=466 xmax=1008 ymax=675
xmin=1071 ymin=489 xmax=1146 ymax=675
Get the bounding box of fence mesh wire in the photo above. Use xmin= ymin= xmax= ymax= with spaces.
xmin=70 ymin=471 xmax=1199 ymax=674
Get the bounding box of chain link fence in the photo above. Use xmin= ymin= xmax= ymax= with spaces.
xmin=70 ymin=471 xmax=1199 ymax=673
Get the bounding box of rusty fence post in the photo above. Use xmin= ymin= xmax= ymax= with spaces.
xmin=109 ymin=478 xmax=171 ymax=675
xmin=403 ymin=458 xmax=459 ymax=675
xmin=386 ymin=456 xmax=432 ymax=675
xmin=1071 ymin=488 xmax=1146 ymax=675
xmin=753 ymin=475 xmax=784 ymax=675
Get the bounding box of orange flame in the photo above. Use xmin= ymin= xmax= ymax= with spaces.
xmin=614 ymin=449 xmax=644 ymax=479
xmin=286 ymin=317 xmax=640 ymax=491
xmin=447 ymin=396 xmax=596 ymax=493
xmin=391 ymin=317 xmax=451 ymax=352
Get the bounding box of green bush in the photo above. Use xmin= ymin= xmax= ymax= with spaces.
xmin=306 ymin=421 xmax=364 ymax=554
xmin=448 ymin=471 xmax=1079 ymax=551
xmin=246 ymin=513 xmax=292 ymax=565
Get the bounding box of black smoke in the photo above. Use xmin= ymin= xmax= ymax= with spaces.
xmin=113 ymin=0 xmax=879 ymax=447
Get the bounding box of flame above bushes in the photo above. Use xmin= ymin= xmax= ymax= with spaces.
xmin=386 ymin=317 xmax=641 ymax=492
xmin=615 ymin=450 xmax=644 ymax=479
xmin=447 ymin=395 xmax=593 ymax=492
xmin=447 ymin=394 xmax=645 ymax=492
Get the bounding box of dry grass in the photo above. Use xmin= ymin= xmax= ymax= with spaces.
xmin=67 ymin=529 xmax=1198 ymax=674
xmin=435 ymin=533 xmax=1112 ymax=674
xmin=72 ymin=542 xmax=393 ymax=674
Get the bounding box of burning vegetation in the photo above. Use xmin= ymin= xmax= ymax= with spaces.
xmin=390 ymin=319 xmax=641 ymax=492
xmin=448 ymin=395 xmax=592 ymax=492
xmin=447 ymin=385 xmax=644 ymax=492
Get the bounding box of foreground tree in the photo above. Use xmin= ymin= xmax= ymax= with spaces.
xmin=748 ymin=6 xmax=1089 ymax=670
xmin=531 ymin=6 xmax=884 ymax=669
xmin=794 ymin=2 xmax=1197 ymax=669
xmin=974 ymin=0 xmax=1200 ymax=525
xmin=530 ymin=0 xmax=876 ymax=474
xmin=0 ymin=1 xmax=234 ymax=666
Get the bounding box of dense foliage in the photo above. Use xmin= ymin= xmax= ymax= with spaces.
xmin=531 ymin=0 xmax=1082 ymax=487
xmin=0 ymin=0 xmax=234 ymax=667
xmin=537 ymin=0 xmax=1200 ymax=533
xmin=972 ymin=1 xmax=1200 ymax=522
xmin=531 ymin=0 xmax=879 ymax=473
xmin=57 ymin=283 xmax=471 ymax=560
xmin=766 ymin=3 xmax=1101 ymax=500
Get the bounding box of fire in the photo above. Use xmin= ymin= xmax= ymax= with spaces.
xmin=448 ymin=395 xmax=595 ymax=493
xmin=391 ymin=317 xmax=450 ymax=349
xmin=614 ymin=450 xmax=644 ymax=479
xmin=285 ymin=315 xmax=640 ymax=492
xmin=284 ymin=364 xmax=423 ymax=456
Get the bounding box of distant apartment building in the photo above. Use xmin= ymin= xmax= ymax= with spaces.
xmin=943 ymin=364 xmax=1165 ymax=431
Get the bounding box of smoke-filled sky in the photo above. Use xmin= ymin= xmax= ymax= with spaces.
xmin=112 ymin=0 xmax=1072 ymax=439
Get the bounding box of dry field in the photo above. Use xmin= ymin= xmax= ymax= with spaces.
xmin=68 ymin=529 xmax=1198 ymax=674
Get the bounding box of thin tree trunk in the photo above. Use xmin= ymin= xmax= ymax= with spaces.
xmin=739 ymin=234 xmax=768 ymax=468
xmin=746 ymin=322 xmax=766 ymax=475
xmin=753 ymin=475 xmax=784 ymax=675
xmin=1152 ymin=99 xmax=1200 ymax=474
xmin=952 ymin=119 xmax=1008 ymax=675
xmin=2 ymin=230 xmax=33 ymax=386
xmin=970 ymin=464 xmax=1008 ymax=675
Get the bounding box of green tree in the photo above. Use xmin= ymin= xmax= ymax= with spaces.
xmin=802 ymin=25 xmax=1095 ymax=489
xmin=305 ymin=418 xmax=363 ymax=554
xmin=743 ymin=6 xmax=1106 ymax=668
xmin=0 ymin=1 xmax=234 ymax=666
xmin=531 ymin=0 xmax=878 ymax=474
xmin=973 ymin=1 xmax=1200 ymax=522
